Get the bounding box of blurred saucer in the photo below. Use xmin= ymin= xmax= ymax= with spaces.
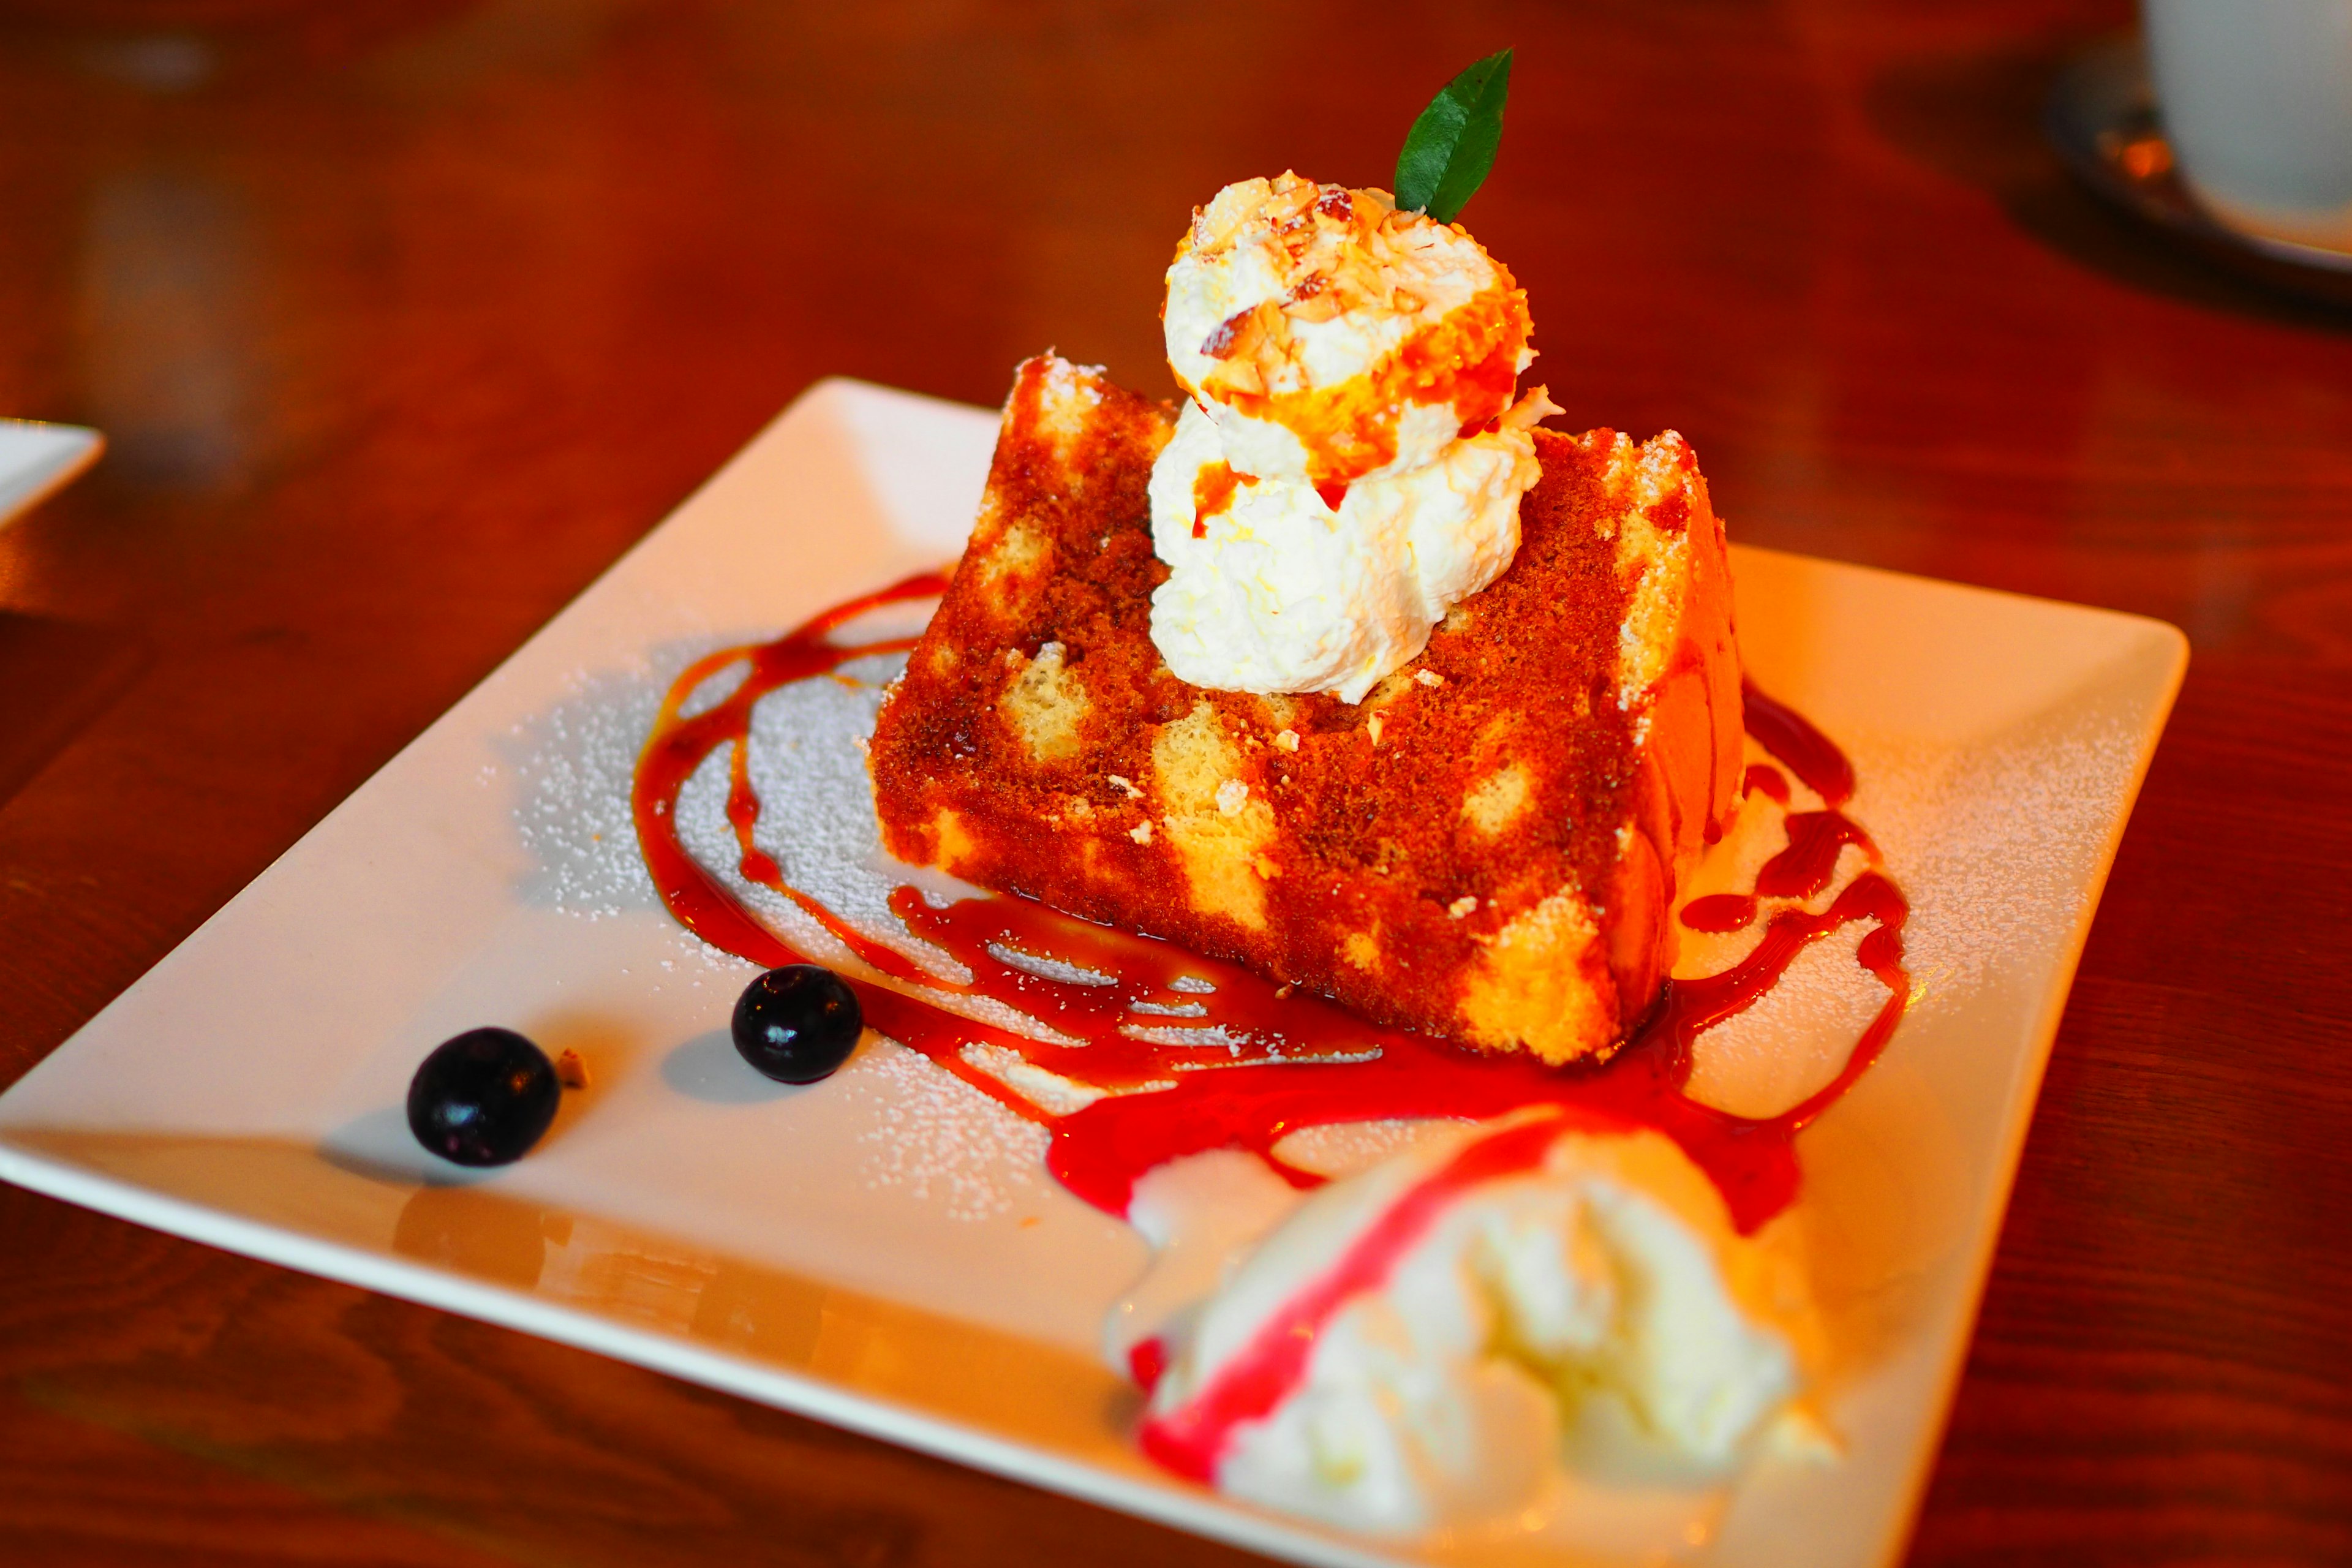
xmin=2046 ymin=36 xmax=2352 ymax=309
xmin=0 ymin=420 xmax=103 ymax=527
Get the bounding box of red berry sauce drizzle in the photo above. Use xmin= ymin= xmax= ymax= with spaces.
xmin=631 ymin=584 xmax=1912 ymax=1238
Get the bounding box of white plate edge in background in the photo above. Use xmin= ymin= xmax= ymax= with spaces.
xmin=0 ymin=418 xmax=103 ymax=527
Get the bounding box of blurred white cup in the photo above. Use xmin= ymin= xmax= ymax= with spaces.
xmin=2145 ymin=0 xmax=2352 ymax=252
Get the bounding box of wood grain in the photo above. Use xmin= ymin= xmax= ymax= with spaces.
xmin=1 ymin=1 xmax=2347 ymax=1563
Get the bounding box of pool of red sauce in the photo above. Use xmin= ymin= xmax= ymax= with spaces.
xmin=630 ymin=578 xmax=1912 ymax=1238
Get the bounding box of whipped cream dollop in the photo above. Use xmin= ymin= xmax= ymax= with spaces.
xmin=1133 ymin=1110 xmax=1815 ymax=1534
xmin=1148 ymin=173 xmax=1558 ymax=703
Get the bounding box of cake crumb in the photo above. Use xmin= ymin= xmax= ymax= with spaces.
xmin=1215 ymin=779 xmax=1250 ymax=816
xmin=1366 ymin=714 xmax=1385 ymax=744
xmin=1415 ymin=669 xmax=1445 ymax=688
xmin=1447 ymin=895 xmax=1478 ymax=919
xmin=1275 ymin=728 xmax=1300 ymax=752
xmin=556 ymin=1049 xmax=591 ymax=1088
xmin=1129 ymin=820 xmax=1154 ymax=844
xmin=1107 ymin=773 xmax=1144 ymax=799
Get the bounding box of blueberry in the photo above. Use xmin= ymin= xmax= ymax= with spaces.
xmin=732 ymin=965 xmax=863 ymax=1083
xmin=407 ymin=1027 xmax=561 ymax=1167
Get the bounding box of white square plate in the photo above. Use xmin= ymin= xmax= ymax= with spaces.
xmin=0 ymin=380 xmax=2185 ymax=1568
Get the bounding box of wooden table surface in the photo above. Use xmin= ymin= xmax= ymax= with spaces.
xmin=3 ymin=1 xmax=2347 ymax=1562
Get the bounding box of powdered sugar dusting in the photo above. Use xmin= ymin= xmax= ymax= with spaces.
xmin=1855 ymin=717 xmax=2140 ymax=1018
xmin=668 ymin=651 xmax=1088 ymax=1052
xmin=654 ymin=644 xmax=1071 ymax=1220
xmin=1679 ymin=737 xmax=1891 ymax=1117
xmin=849 ymin=1040 xmax=1050 ymax=1220
xmin=742 ymin=652 xmax=941 ymax=958
xmin=503 ymin=633 xmax=1058 ymax=1223
xmin=666 ymin=650 xmax=956 ymax=974
xmin=504 ymin=664 xmax=670 ymax=919
xmin=1686 ymin=925 xmax=1892 ymax=1118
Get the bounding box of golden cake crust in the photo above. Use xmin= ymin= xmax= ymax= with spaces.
xmin=868 ymin=356 xmax=1741 ymax=1063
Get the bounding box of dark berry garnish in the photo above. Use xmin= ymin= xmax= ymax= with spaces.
xmin=407 ymin=1027 xmax=561 ymax=1166
xmin=732 ymin=964 xmax=863 ymax=1083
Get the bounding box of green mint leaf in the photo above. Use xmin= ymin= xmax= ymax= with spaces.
xmin=1393 ymin=47 xmax=1513 ymax=223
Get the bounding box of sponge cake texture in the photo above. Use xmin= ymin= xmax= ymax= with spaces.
xmin=868 ymin=355 xmax=1741 ymax=1065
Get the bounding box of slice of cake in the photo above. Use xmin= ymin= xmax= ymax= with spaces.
xmin=867 ymin=355 xmax=1741 ymax=1064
